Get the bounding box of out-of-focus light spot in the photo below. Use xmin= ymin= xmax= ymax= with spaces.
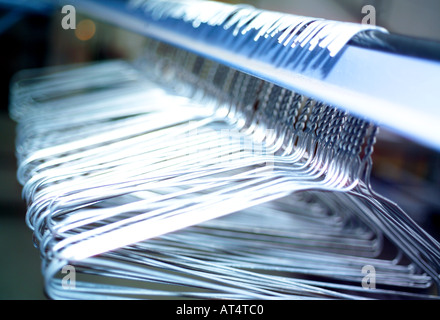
xmin=75 ymin=19 xmax=96 ymax=41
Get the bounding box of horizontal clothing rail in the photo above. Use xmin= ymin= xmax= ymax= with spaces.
xmin=65 ymin=0 xmax=440 ymax=151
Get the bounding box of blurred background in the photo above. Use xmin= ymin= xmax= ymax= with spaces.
xmin=0 ymin=0 xmax=439 ymax=299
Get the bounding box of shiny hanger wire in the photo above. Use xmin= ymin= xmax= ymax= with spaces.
xmin=44 ymin=57 xmax=436 ymax=296
xmin=42 ymin=191 xmax=437 ymax=299
xmin=13 ymin=59 xmax=436 ymax=300
xmin=10 ymin=1 xmax=436 ymax=298
xmin=11 ymin=66 xmax=364 ymax=266
xmin=31 ymin=115 xmax=354 ymax=255
xmin=13 ymin=63 xmax=272 ymax=248
xmin=12 ymin=45 xmax=382 ymax=264
xmin=168 ymin=47 xmax=439 ymax=288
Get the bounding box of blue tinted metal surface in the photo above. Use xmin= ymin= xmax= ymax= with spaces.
xmin=68 ymin=0 xmax=440 ymax=150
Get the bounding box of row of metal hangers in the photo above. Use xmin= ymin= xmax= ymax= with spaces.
xmin=9 ymin=36 xmax=440 ymax=299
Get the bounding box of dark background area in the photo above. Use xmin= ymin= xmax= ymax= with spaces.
xmin=0 ymin=10 xmax=51 ymax=300
xmin=0 ymin=5 xmax=116 ymax=300
xmin=0 ymin=0 xmax=439 ymax=300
